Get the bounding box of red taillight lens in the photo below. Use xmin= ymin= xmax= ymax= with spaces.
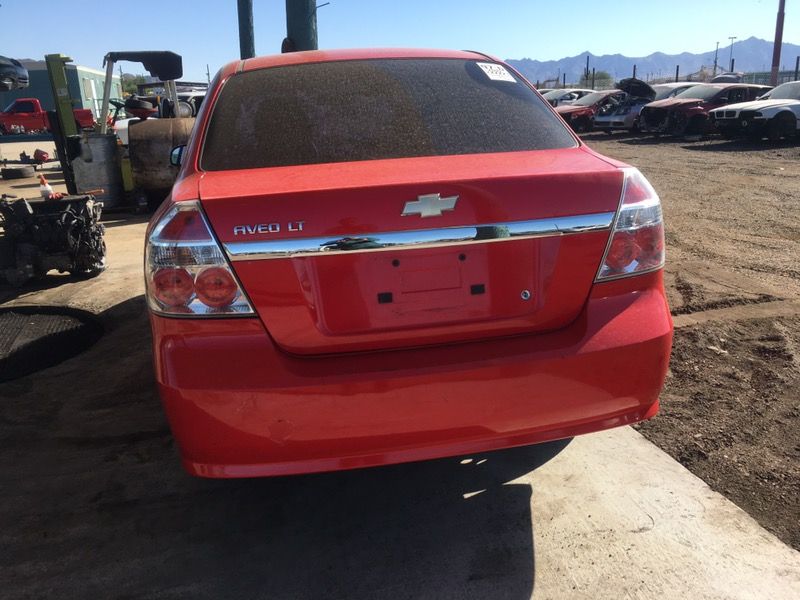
xmin=145 ymin=201 xmax=254 ymax=317
xmin=195 ymin=267 xmax=238 ymax=308
xmin=152 ymin=267 xmax=194 ymax=307
xmin=603 ymin=232 xmax=638 ymax=272
xmin=634 ymin=224 xmax=665 ymax=269
xmin=596 ymin=168 xmax=665 ymax=281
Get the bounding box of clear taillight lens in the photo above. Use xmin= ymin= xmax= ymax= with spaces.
xmin=596 ymin=168 xmax=665 ymax=281
xmin=145 ymin=201 xmax=254 ymax=316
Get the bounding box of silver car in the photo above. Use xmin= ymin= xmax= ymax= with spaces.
xmin=594 ymin=81 xmax=699 ymax=133
xmin=542 ymin=88 xmax=595 ymax=107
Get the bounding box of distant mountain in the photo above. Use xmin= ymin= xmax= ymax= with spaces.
xmin=507 ymin=37 xmax=800 ymax=85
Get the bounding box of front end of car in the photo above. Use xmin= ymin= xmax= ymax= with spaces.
xmin=710 ymin=106 xmax=768 ymax=138
xmin=593 ymin=102 xmax=643 ymax=132
xmin=638 ymin=105 xmax=670 ymax=133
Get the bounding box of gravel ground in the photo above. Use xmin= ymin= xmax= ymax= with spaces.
xmin=1 ymin=133 xmax=798 ymax=596
xmin=584 ymin=132 xmax=800 ymax=550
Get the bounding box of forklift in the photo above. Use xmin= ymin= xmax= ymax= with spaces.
xmin=47 ymin=51 xmax=193 ymax=212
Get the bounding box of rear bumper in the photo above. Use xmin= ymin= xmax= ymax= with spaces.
xmin=151 ymin=271 xmax=673 ymax=478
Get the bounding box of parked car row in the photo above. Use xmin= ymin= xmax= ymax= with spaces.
xmin=544 ymin=78 xmax=800 ymax=142
xmin=639 ymin=83 xmax=772 ymax=136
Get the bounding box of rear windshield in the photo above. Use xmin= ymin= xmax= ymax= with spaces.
xmin=201 ymin=58 xmax=575 ymax=170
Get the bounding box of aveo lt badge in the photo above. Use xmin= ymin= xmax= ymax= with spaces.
xmin=402 ymin=193 xmax=458 ymax=218
xmin=233 ymin=221 xmax=305 ymax=235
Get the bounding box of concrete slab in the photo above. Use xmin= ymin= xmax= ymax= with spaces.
xmin=1 ymin=219 xmax=798 ymax=598
xmin=0 ymin=139 xmax=58 ymax=163
xmin=528 ymin=428 xmax=800 ymax=599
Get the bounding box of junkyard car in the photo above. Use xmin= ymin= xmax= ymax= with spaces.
xmin=639 ymin=83 xmax=772 ymax=136
xmin=146 ymin=49 xmax=672 ymax=478
xmin=0 ymin=56 xmax=28 ymax=91
xmin=555 ymin=89 xmax=626 ymax=132
xmin=710 ymin=80 xmax=800 ymax=141
xmin=542 ymin=88 xmax=595 ymax=107
xmin=593 ymin=80 xmax=698 ymax=133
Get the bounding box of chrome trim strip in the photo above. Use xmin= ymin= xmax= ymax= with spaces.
xmin=224 ymin=212 xmax=615 ymax=261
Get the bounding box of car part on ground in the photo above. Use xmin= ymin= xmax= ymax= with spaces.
xmin=0 ymin=193 xmax=106 ymax=286
xmin=147 ymin=49 xmax=672 ymax=478
xmin=710 ymin=80 xmax=800 ymax=141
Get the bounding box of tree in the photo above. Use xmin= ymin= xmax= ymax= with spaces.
xmin=579 ymin=70 xmax=613 ymax=89
xmin=121 ymin=73 xmax=147 ymax=96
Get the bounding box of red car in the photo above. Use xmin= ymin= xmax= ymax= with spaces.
xmin=555 ymin=89 xmax=627 ymax=133
xmin=639 ymin=83 xmax=772 ymax=136
xmin=0 ymin=98 xmax=95 ymax=134
xmin=146 ymin=49 xmax=672 ymax=478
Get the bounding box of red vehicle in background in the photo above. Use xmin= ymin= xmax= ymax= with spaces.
xmin=146 ymin=49 xmax=672 ymax=478
xmin=0 ymin=97 xmax=95 ymax=134
xmin=639 ymin=83 xmax=772 ymax=136
xmin=555 ymin=89 xmax=626 ymax=132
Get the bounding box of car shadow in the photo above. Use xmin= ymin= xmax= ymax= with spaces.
xmin=615 ymin=135 xmax=692 ymax=146
xmin=0 ymin=271 xmax=75 ymax=303
xmin=0 ymin=295 xmax=570 ymax=599
xmin=101 ymin=213 xmax=151 ymax=227
xmin=580 ymin=131 xmax=644 ymax=141
xmin=679 ymin=137 xmax=799 ymax=152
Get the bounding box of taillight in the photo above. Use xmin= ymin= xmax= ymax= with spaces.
xmin=145 ymin=201 xmax=254 ymax=316
xmin=596 ymin=168 xmax=665 ymax=281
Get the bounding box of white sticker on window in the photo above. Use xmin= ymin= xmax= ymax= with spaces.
xmin=476 ymin=62 xmax=516 ymax=83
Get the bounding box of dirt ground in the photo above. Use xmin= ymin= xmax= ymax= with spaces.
xmin=1 ymin=134 xmax=799 ymax=596
xmin=583 ymin=132 xmax=800 ymax=550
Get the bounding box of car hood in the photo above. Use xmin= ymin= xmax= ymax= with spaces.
xmin=709 ymin=98 xmax=800 ymax=112
xmin=616 ymin=77 xmax=655 ymax=100
xmin=555 ymin=104 xmax=590 ymax=115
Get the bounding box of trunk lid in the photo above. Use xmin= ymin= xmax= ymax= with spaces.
xmin=200 ymin=148 xmax=623 ymax=355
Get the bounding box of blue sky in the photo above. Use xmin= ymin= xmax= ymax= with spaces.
xmin=0 ymin=0 xmax=796 ymax=80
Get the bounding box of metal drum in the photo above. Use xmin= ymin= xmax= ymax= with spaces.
xmin=128 ymin=118 xmax=196 ymax=206
xmin=71 ymin=133 xmax=125 ymax=209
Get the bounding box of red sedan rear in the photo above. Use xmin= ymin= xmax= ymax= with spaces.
xmin=146 ymin=49 xmax=672 ymax=478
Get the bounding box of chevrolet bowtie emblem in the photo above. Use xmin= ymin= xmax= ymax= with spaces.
xmin=402 ymin=193 xmax=459 ymax=218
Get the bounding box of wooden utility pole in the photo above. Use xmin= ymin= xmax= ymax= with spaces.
xmin=237 ymin=0 xmax=255 ymax=59
xmin=770 ymin=0 xmax=787 ymax=86
xmin=713 ymin=41 xmax=719 ymax=76
xmin=284 ymin=0 xmax=318 ymax=52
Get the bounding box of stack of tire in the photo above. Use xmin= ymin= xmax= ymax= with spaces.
xmin=1 ymin=165 xmax=35 ymax=180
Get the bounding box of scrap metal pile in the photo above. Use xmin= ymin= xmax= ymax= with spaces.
xmin=0 ymin=194 xmax=106 ymax=286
